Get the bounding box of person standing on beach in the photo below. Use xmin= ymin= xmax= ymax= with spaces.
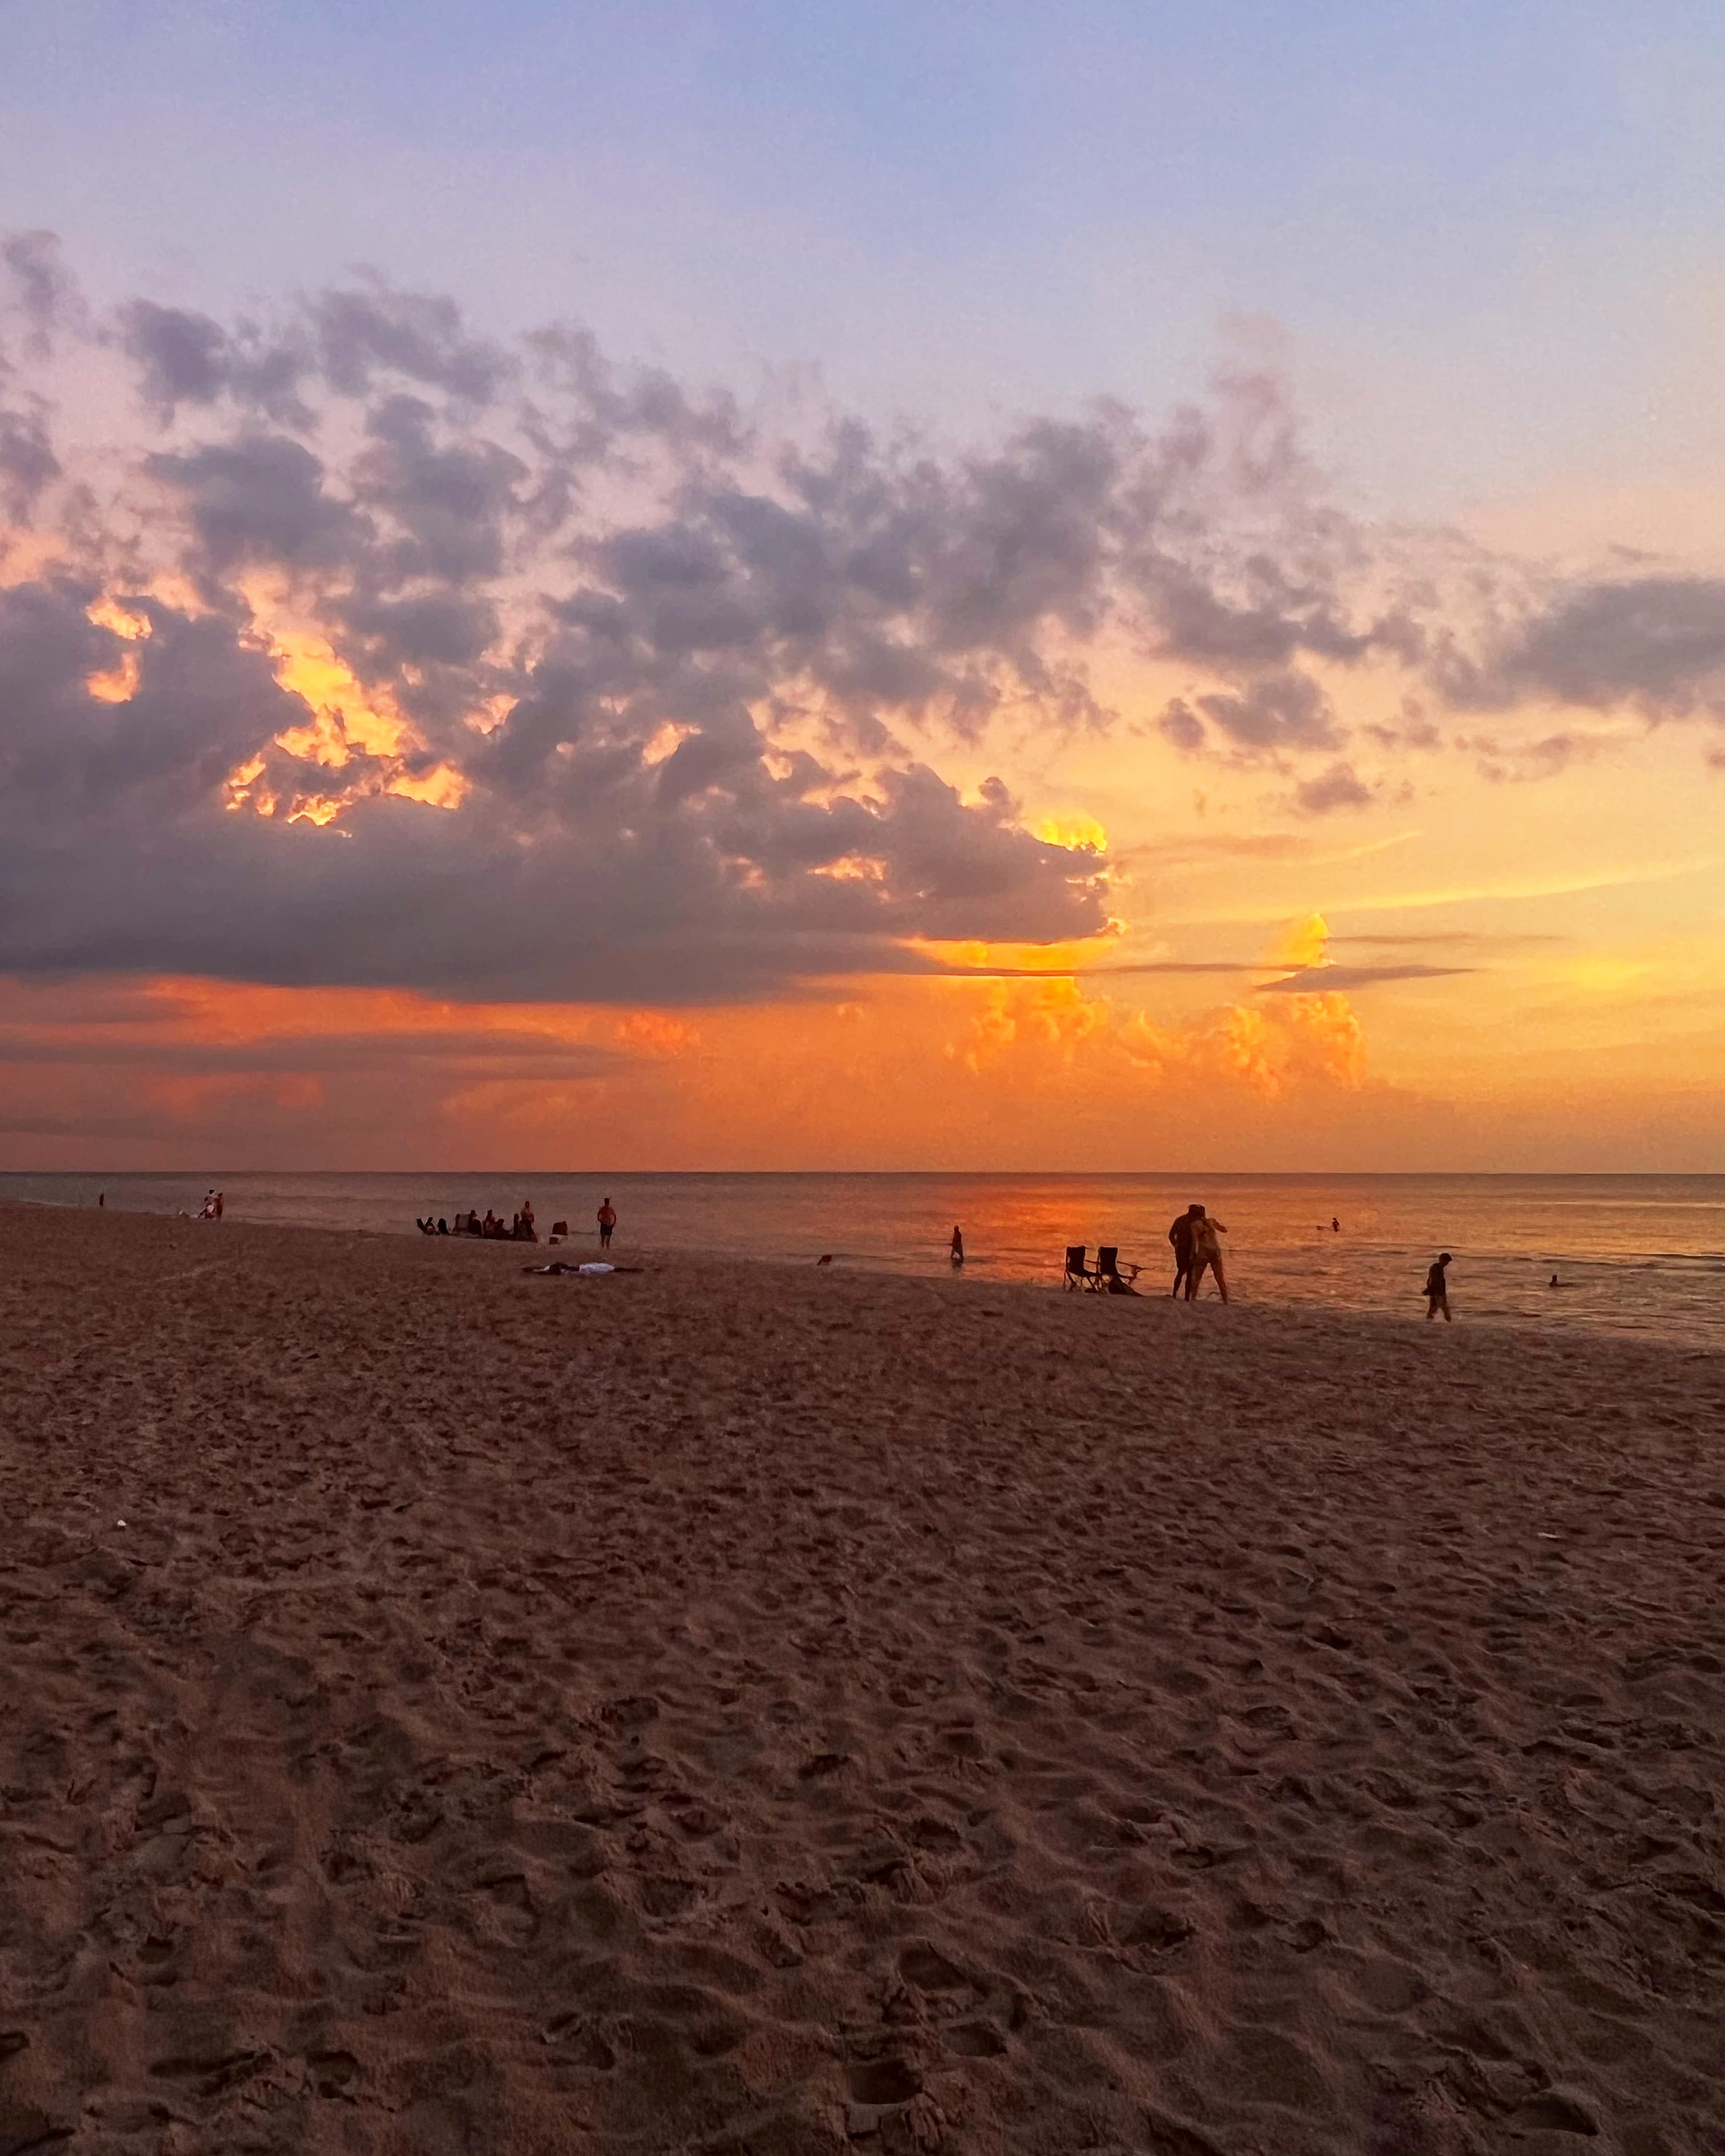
xmin=1185 ymin=1207 xmax=1229 ymax=1302
xmin=1168 ymin=1205 xmax=1198 ymax=1296
xmin=950 ymin=1225 xmax=964 ymax=1266
xmin=1424 ymin=1252 xmax=1453 ymax=1322
xmin=597 ymin=1197 xmax=617 ymax=1249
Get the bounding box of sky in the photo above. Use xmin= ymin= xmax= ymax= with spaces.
xmin=3 ymin=1 xmax=1725 ymax=1171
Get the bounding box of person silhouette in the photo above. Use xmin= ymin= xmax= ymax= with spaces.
xmin=950 ymin=1225 xmax=965 ymax=1266
xmin=1186 ymin=1207 xmax=1229 ymax=1302
xmin=1168 ymin=1204 xmax=1201 ymax=1297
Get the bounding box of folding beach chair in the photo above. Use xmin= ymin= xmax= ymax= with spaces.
xmin=1096 ymin=1246 xmax=1141 ymax=1288
xmin=1064 ymin=1245 xmax=1101 ymax=1291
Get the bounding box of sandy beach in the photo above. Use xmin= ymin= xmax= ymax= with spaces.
xmin=1 ymin=1204 xmax=1722 ymax=2156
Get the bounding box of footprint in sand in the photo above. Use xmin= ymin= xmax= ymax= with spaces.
xmin=474 ymin=1871 xmax=539 ymax=1944
xmin=848 ymin=2055 xmax=924 ymax=2105
xmin=944 ymin=2020 xmax=1007 ymax=2058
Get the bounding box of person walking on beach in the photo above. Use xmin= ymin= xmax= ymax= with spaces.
xmin=950 ymin=1225 xmax=964 ymax=1267
xmin=1168 ymin=1204 xmax=1199 ymax=1296
xmin=1424 ymin=1251 xmax=1453 ymax=1322
xmin=1185 ymin=1206 xmax=1229 ymax=1302
xmin=597 ymin=1197 xmax=617 ymax=1249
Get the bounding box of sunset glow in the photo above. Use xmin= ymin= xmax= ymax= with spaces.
xmin=4 ymin=7 xmax=1725 ymax=1172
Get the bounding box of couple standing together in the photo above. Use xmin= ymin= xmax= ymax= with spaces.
xmin=1168 ymin=1204 xmax=1227 ymax=1301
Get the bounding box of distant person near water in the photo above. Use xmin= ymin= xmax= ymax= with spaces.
xmin=598 ymin=1197 xmax=617 ymax=1249
xmin=1186 ymin=1206 xmax=1229 ymax=1302
xmin=1168 ymin=1205 xmax=1199 ymax=1297
xmin=1424 ymin=1253 xmax=1453 ymax=1322
xmin=1332 ymin=1217 xmax=1340 ymax=1233
xmin=950 ymin=1225 xmax=964 ymax=1267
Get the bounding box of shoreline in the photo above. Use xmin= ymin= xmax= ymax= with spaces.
xmin=3 ymin=1193 xmax=1714 ymax=1363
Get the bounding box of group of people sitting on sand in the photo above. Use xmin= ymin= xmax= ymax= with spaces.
xmin=417 ymin=1197 xmax=617 ymax=1248
xmin=418 ymin=1198 xmax=541 ymax=1241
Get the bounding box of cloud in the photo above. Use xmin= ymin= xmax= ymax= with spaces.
xmin=0 ymin=1019 xmax=622 ymax=1080
xmin=1259 ymin=963 xmax=1469 ymax=993
xmin=953 ymin=971 xmax=1372 ymax=1098
xmin=2 ymin=230 xmax=84 ymax=357
xmin=0 ymin=568 xmax=1108 ymax=1001
xmin=1444 ymin=574 xmax=1725 ymax=726
xmin=0 ymin=400 xmax=58 ymax=525
xmin=147 ymin=435 xmax=363 ymax=579
xmin=1331 ymin=930 xmax=1565 ymax=951
xmin=1291 ymin=760 xmax=1373 ymax=814
xmin=1160 ymin=668 xmax=1342 ymax=755
xmin=8 ymin=238 xmax=1696 ymax=1015
xmin=1157 ymin=697 xmax=1206 ymax=751
xmin=931 ymin=957 xmax=1262 ymax=978
xmin=1128 ymin=828 xmax=1417 ymax=866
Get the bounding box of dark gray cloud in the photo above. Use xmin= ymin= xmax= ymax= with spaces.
xmin=0 ymin=568 xmax=1105 ymax=1002
xmin=310 ymin=285 xmax=511 ymax=407
xmin=1156 ymin=698 xmax=1206 ymax=751
xmin=1504 ymin=576 xmax=1725 ymax=711
xmin=1158 ymin=670 xmax=1341 ymax=755
xmin=1260 ymin=963 xmax=1469 ymax=993
xmin=0 ymin=398 xmax=58 ymax=525
xmin=147 ymin=435 xmax=362 ymax=581
xmin=13 ymin=241 xmax=1655 ymax=1007
xmin=1445 ymin=575 xmax=1725 ymax=722
xmin=1292 ymin=760 xmax=1372 ymax=814
xmin=1 ymin=230 xmax=83 ymax=357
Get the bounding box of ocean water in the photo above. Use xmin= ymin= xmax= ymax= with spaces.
xmin=5 ymin=1170 xmax=1723 ymax=1349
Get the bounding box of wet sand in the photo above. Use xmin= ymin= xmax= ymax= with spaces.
xmin=2 ymin=1202 xmax=1722 ymax=2154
